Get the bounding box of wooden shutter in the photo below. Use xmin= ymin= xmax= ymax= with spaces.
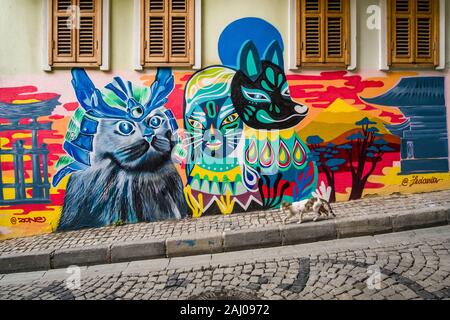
xmin=325 ymin=0 xmax=348 ymax=64
xmin=143 ymin=0 xmax=194 ymax=66
xmin=415 ymin=0 xmax=438 ymax=65
xmin=144 ymin=0 xmax=168 ymax=63
xmin=77 ymin=0 xmax=101 ymax=64
xmin=388 ymin=0 xmax=438 ymax=66
xmin=49 ymin=0 xmax=102 ymax=66
xmin=51 ymin=0 xmax=76 ymax=64
xmin=298 ymin=0 xmax=349 ymax=66
xmin=300 ymin=0 xmax=323 ymax=64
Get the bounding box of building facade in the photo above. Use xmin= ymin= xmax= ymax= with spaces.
xmin=0 ymin=0 xmax=449 ymax=239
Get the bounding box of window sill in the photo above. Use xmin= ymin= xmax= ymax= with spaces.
xmin=296 ymin=63 xmax=350 ymax=69
xmin=142 ymin=62 xmax=195 ymax=68
xmin=49 ymin=63 xmax=102 ymax=69
xmin=388 ymin=63 xmax=440 ymax=70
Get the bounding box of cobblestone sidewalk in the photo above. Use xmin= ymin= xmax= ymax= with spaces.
xmin=1 ymin=226 xmax=449 ymax=300
xmin=1 ymin=190 xmax=450 ymax=257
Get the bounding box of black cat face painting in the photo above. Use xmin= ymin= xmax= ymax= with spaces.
xmin=231 ymin=40 xmax=309 ymax=130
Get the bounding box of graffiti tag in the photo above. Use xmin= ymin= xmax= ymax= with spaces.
xmin=401 ymin=176 xmax=443 ymax=187
xmin=10 ymin=216 xmax=47 ymax=224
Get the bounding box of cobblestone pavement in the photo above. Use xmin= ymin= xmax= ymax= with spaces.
xmin=1 ymin=190 xmax=450 ymax=256
xmin=1 ymin=226 xmax=449 ymax=300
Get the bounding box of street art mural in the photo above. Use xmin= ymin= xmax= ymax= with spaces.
xmin=52 ymin=68 xmax=187 ymax=231
xmin=0 ymin=17 xmax=449 ymax=239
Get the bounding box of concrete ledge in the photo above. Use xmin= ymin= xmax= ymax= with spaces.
xmin=0 ymin=250 xmax=51 ymax=274
xmin=52 ymin=245 xmax=110 ymax=269
xmin=392 ymin=207 xmax=448 ymax=232
xmin=111 ymin=239 xmax=165 ymax=263
xmin=2 ymin=205 xmax=450 ymax=274
xmin=223 ymin=226 xmax=281 ymax=252
xmin=281 ymin=220 xmax=336 ymax=245
xmin=336 ymin=214 xmax=392 ymax=239
xmin=166 ymin=233 xmax=223 ymax=257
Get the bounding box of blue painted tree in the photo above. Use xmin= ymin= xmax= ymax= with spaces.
xmin=338 ymin=117 xmax=395 ymax=200
xmin=307 ymin=135 xmax=346 ymax=203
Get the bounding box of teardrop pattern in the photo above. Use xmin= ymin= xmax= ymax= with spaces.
xmin=260 ymin=140 xmax=274 ymax=168
xmin=245 ymin=140 xmax=258 ymax=164
xmin=277 ymin=140 xmax=291 ymax=168
xmin=293 ymin=139 xmax=306 ymax=167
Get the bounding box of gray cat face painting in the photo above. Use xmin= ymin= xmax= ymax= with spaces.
xmin=52 ymin=68 xmax=187 ymax=231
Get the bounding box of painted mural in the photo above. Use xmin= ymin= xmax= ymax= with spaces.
xmin=0 ymin=18 xmax=449 ymax=239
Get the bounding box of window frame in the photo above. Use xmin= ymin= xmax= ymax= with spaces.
xmin=139 ymin=0 xmax=196 ymax=68
xmin=295 ymin=0 xmax=352 ymax=69
xmin=386 ymin=0 xmax=440 ymax=68
xmin=44 ymin=0 xmax=109 ymax=71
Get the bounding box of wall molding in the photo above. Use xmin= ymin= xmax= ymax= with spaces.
xmin=287 ymin=0 xmax=297 ymax=70
xmin=42 ymin=0 xmax=51 ymax=71
xmin=133 ymin=0 xmax=142 ymax=70
xmin=100 ymin=0 xmax=110 ymax=71
xmin=436 ymin=0 xmax=446 ymax=70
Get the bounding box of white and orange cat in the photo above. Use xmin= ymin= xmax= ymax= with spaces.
xmin=281 ymin=182 xmax=335 ymax=224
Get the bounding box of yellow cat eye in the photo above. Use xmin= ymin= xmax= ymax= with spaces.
xmin=222 ymin=113 xmax=239 ymax=125
xmin=188 ymin=118 xmax=204 ymax=129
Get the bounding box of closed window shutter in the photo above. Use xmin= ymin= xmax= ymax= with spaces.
xmin=389 ymin=0 xmax=438 ymax=66
xmin=325 ymin=0 xmax=348 ymax=64
xmin=77 ymin=0 xmax=101 ymax=64
xmin=301 ymin=0 xmax=323 ymax=63
xmin=50 ymin=0 xmax=102 ymax=66
xmin=52 ymin=0 xmax=76 ymax=64
xmin=144 ymin=0 xmax=194 ymax=65
xmin=415 ymin=0 xmax=437 ymax=64
xmin=299 ymin=0 xmax=349 ymax=66
xmin=391 ymin=0 xmax=414 ymax=64
xmin=145 ymin=0 xmax=168 ymax=63
xmin=169 ymin=0 xmax=191 ymax=63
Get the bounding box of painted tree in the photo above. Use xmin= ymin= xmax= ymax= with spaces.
xmin=307 ymin=135 xmax=346 ymax=203
xmin=338 ymin=117 xmax=394 ymax=200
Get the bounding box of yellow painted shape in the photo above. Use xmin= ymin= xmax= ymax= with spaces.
xmin=12 ymin=133 xmax=32 ymax=139
xmin=12 ymin=99 xmax=40 ymax=104
xmin=298 ymin=98 xmax=391 ymax=142
xmin=190 ymin=165 xmax=241 ymax=182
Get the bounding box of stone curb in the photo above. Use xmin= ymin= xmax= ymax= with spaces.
xmin=1 ymin=206 xmax=449 ymax=273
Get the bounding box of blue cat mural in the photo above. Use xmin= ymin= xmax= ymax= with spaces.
xmin=53 ymin=68 xmax=187 ymax=231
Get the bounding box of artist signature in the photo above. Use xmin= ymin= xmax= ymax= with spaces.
xmin=401 ymin=176 xmax=443 ymax=187
xmin=10 ymin=216 xmax=47 ymax=225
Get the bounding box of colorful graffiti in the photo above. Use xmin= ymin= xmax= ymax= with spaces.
xmin=0 ymin=18 xmax=449 ymax=239
xmin=53 ymin=68 xmax=187 ymax=231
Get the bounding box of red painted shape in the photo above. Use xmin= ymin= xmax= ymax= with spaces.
xmin=63 ymin=102 xmax=79 ymax=111
xmin=0 ymin=86 xmax=58 ymax=104
xmin=287 ymin=71 xmax=385 ymax=112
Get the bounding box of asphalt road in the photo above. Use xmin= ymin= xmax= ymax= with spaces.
xmin=1 ymin=225 xmax=449 ymax=300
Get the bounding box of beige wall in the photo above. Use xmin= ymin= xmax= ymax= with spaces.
xmin=0 ymin=0 xmax=449 ymax=75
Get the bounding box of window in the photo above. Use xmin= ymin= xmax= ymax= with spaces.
xmin=297 ymin=0 xmax=350 ymax=67
xmin=48 ymin=0 xmax=102 ymax=67
xmin=142 ymin=0 xmax=194 ymax=67
xmin=387 ymin=0 xmax=439 ymax=67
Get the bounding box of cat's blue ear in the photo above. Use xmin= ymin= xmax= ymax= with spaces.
xmin=71 ymin=68 xmax=96 ymax=111
xmin=238 ymin=41 xmax=262 ymax=80
xmin=263 ymin=40 xmax=284 ymax=69
xmin=147 ymin=68 xmax=175 ymax=110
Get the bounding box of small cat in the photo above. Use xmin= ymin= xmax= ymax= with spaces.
xmin=53 ymin=68 xmax=187 ymax=231
xmin=281 ymin=198 xmax=335 ymax=224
